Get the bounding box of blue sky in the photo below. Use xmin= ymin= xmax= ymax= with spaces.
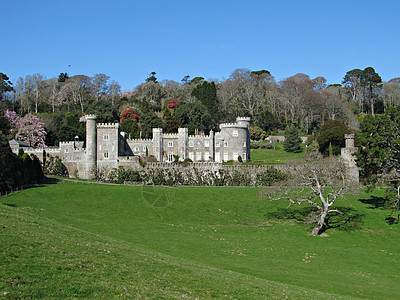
xmin=2 ymin=0 xmax=400 ymax=90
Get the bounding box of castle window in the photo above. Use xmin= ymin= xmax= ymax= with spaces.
xmin=143 ymin=146 xmax=147 ymax=151
xmin=134 ymin=147 xmax=139 ymax=152
xmin=233 ymin=152 xmax=239 ymax=161
xmin=189 ymin=140 xmax=194 ymax=147
xmin=243 ymin=153 xmax=246 ymax=161
xmin=196 ymin=152 xmax=202 ymax=161
xmin=233 ymin=130 xmax=238 ymax=137
xmin=168 ymin=153 xmax=174 ymax=162
xmin=204 ymin=140 xmax=209 ymax=147
xmin=224 ymin=152 xmax=228 ymax=161
xmin=204 ymin=151 xmax=210 ymax=161
xmin=189 ymin=152 xmax=194 ymax=161
xmin=168 ymin=141 xmax=173 ymax=147
xmin=103 ymin=134 xmax=109 ymax=140
xmin=104 ymin=151 xmax=109 ymax=159
xmin=243 ymin=142 xmax=247 ymax=147
xmin=215 ymin=152 xmax=221 ymax=162
xmin=224 ymin=141 xmax=228 ymax=147
xmin=215 ymin=142 xmax=220 ymax=147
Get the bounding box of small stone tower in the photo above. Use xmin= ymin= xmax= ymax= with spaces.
xmin=341 ymin=134 xmax=359 ymax=184
xmin=178 ymin=127 xmax=188 ymax=161
xmin=85 ymin=114 xmax=97 ymax=179
xmin=152 ymin=128 xmax=163 ymax=162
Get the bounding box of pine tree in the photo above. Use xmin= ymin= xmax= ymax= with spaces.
xmin=283 ymin=126 xmax=302 ymax=153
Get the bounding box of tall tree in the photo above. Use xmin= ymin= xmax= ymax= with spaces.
xmin=0 ymin=72 xmax=14 ymax=100
xmin=283 ymin=126 xmax=303 ymax=153
xmin=360 ymin=67 xmax=382 ymax=116
xmin=191 ymin=81 xmax=218 ymax=121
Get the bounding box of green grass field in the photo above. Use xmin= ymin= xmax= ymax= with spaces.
xmin=1 ymin=182 xmax=399 ymax=298
xmin=250 ymin=142 xmax=306 ymax=164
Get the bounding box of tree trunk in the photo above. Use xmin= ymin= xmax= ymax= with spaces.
xmin=312 ymin=208 xmax=328 ymax=236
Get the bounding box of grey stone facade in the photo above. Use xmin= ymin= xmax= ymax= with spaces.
xmin=12 ymin=116 xmax=251 ymax=179
xmin=340 ymin=134 xmax=359 ymax=184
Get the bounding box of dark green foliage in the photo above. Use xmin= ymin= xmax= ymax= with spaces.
xmin=0 ymin=135 xmax=44 ymax=194
xmin=256 ymin=168 xmax=288 ymax=186
xmin=145 ymin=71 xmax=157 ymax=83
xmin=31 ymin=155 xmax=44 ymax=182
xmin=191 ymin=81 xmax=218 ymax=121
xmin=175 ymin=102 xmax=213 ymax=135
xmin=0 ymin=72 xmax=14 ymax=100
xmin=163 ymin=108 xmax=180 ymax=133
xmin=86 ymin=100 xmax=119 ymax=123
xmin=0 ymin=133 xmax=22 ymax=193
xmin=250 ymin=125 xmax=267 ymax=141
xmin=57 ymin=72 xmax=69 ymax=82
xmin=121 ymin=118 xmax=140 ymax=139
xmin=238 ymin=155 xmax=243 ymax=162
xmin=356 ymin=106 xmax=400 ymax=182
xmin=317 ymin=120 xmax=350 ymax=156
xmin=254 ymin=110 xmax=280 ymax=133
xmin=39 ymin=111 xmax=85 ymax=146
xmin=139 ymin=112 xmax=163 ymax=139
xmin=283 ymin=126 xmax=302 ymax=153
xmin=0 ymin=115 xmax=11 ymax=135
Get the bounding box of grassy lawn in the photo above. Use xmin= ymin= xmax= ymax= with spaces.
xmin=1 ymin=182 xmax=399 ymax=298
xmin=250 ymin=142 xmax=306 ymax=164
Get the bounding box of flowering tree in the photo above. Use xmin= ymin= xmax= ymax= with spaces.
xmin=4 ymin=111 xmax=46 ymax=147
xmin=16 ymin=114 xmax=47 ymax=147
xmin=167 ymin=99 xmax=180 ymax=110
xmin=4 ymin=110 xmax=20 ymax=127
xmin=120 ymin=108 xmax=140 ymax=124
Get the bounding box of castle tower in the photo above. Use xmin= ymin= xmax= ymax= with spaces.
xmin=236 ymin=117 xmax=251 ymax=161
xmin=178 ymin=127 xmax=188 ymax=161
xmin=85 ymin=115 xmax=97 ymax=179
xmin=152 ymin=128 xmax=163 ymax=162
xmin=341 ymin=134 xmax=359 ymax=184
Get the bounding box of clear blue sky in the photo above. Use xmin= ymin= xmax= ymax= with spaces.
xmin=2 ymin=0 xmax=400 ymax=91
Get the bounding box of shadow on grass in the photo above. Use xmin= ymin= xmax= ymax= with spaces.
xmin=385 ymin=216 xmax=400 ymax=225
xmin=265 ymin=206 xmax=364 ymax=232
xmin=359 ymin=195 xmax=400 ymax=225
xmin=359 ymin=196 xmax=388 ymax=209
xmin=1 ymin=177 xmax=61 ymax=198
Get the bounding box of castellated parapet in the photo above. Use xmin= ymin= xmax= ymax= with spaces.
xmin=13 ymin=115 xmax=251 ymax=179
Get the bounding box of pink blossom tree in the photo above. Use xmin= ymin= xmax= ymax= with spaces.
xmin=4 ymin=111 xmax=47 ymax=147
xmin=16 ymin=114 xmax=47 ymax=147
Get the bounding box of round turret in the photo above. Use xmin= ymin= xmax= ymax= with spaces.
xmin=236 ymin=117 xmax=251 ymax=129
xmin=85 ymin=115 xmax=97 ymax=179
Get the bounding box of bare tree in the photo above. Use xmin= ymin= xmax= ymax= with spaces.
xmin=264 ymin=157 xmax=351 ymax=236
xmin=382 ymin=81 xmax=400 ymax=108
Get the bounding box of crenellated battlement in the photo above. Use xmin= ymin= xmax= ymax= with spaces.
xmin=163 ymin=133 xmax=179 ymax=138
xmin=127 ymin=138 xmax=153 ymax=143
xmin=219 ymin=123 xmax=248 ymax=129
xmin=236 ymin=117 xmax=251 ymax=121
xmin=85 ymin=114 xmax=97 ymax=120
xmin=59 ymin=141 xmax=75 ymax=146
xmin=97 ymin=123 xmax=120 ymax=128
xmin=188 ymin=135 xmax=211 ymax=139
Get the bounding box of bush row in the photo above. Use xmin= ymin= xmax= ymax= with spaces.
xmin=108 ymin=167 xmax=288 ymax=187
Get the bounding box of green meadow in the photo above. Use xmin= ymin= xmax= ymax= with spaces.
xmin=250 ymin=142 xmax=306 ymax=165
xmin=1 ymin=182 xmax=399 ymax=298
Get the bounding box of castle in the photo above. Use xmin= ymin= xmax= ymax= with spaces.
xmin=11 ymin=116 xmax=251 ymax=180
